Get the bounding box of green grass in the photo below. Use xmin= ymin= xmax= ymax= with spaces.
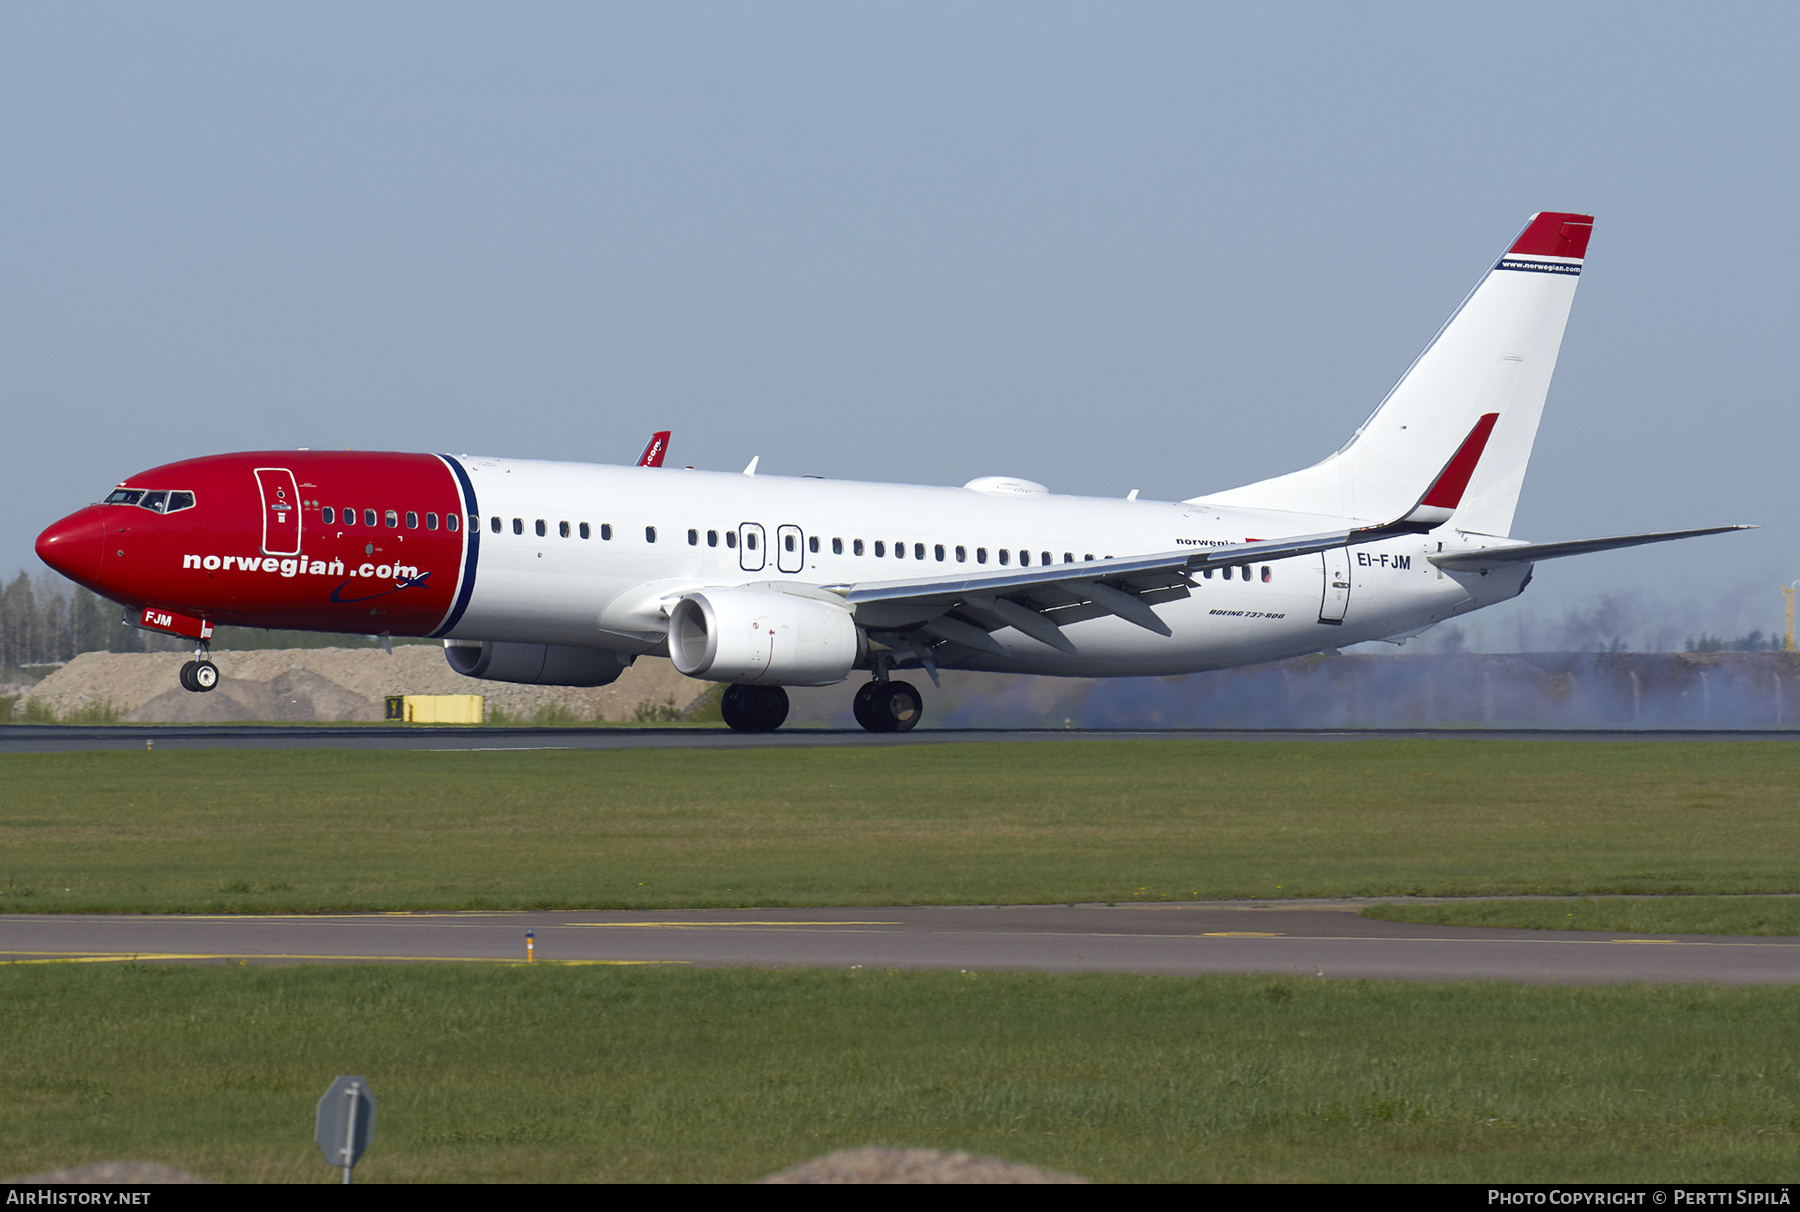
xmin=2 ymin=740 xmax=1797 ymax=913
xmin=1363 ymin=896 xmax=1800 ymax=936
xmin=2 ymin=963 xmax=1795 ymax=1183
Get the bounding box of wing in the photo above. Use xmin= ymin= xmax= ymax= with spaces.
xmin=821 ymin=519 xmax=1426 ymax=674
xmin=819 ymin=415 xmax=1507 ymax=675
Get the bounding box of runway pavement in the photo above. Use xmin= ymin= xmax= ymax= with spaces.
xmin=4 ymin=902 xmax=1796 ymax=984
xmin=3 ymin=723 xmax=1797 ymax=754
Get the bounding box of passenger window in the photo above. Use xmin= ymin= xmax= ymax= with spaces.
xmin=491 ymin=516 xmax=502 ymax=533
xmin=999 ymin=550 xmax=1011 ymax=565
xmin=934 ymin=544 xmax=945 ymax=561
xmin=1019 ymin=550 xmax=1030 ymax=566
xmin=708 ymin=530 xmax=718 ymax=547
xmin=893 ymin=541 xmax=903 ymax=559
xmin=426 ymin=513 xmax=438 ymax=530
xmin=449 ymin=514 xmax=461 ymax=532
xmin=534 ymin=519 xmax=546 ymax=537
xmin=853 ymin=539 xmax=864 ymax=556
xmin=322 ymin=507 xmax=335 ymax=524
xmin=809 ymin=536 xmax=819 ymax=554
xmin=1203 ymin=567 xmax=1213 ymax=579
xmin=386 ymin=510 xmax=399 ymax=528
xmin=1042 ymin=552 xmax=1052 ymax=566
xmin=346 ymin=506 xmax=357 ymax=524
xmin=688 ymin=528 xmax=699 ymax=546
xmin=646 ymin=526 xmax=657 ymax=543
xmin=874 ymin=541 xmax=885 ymax=557
xmin=955 ymin=546 xmax=966 ymax=562
xmin=915 ymin=543 xmax=925 ymax=560
xmin=579 ymin=522 xmax=590 ymax=539
xmin=601 ymin=524 xmax=613 ymax=540
xmin=1084 ymin=553 xmax=1095 ymax=562
xmin=1064 ymin=552 xmax=1073 ymax=563
xmin=366 ymin=509 xmax=378 ymax=527
xmin=512 ymin=518 xmax=523 ymax=535
xmin=832 ymin=538 xmax=843 ymax=555
xmin=406 ymin=511 xmax=419 ymax=529
xmin=559 ymin=521 xmax=570 ymax=538
xmin=976 ymin=547 xmax=987 ymax=564
xmin=1261 ymin=566 xmax=1271 ymax=582
xmin=726 ymin=531 xmax=736 ymax=548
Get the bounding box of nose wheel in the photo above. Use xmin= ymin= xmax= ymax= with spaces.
xmin=720 ymin=684 xmax=790 ymax=732
xmin=178 ymin=660 xmax=220 ymax=692
xmin=852 ymin=679 xmax=922 ymax=733
xmin=179 ymin=650 xmax=220 ymax=693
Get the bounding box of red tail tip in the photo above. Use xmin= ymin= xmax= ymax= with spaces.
xmin=1509 ymin=212 xmax=1594 ymax=260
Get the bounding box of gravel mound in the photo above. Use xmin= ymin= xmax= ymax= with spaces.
xmin=15 ymin=647 xmax=710 ymax=723
xmin=757 ymin=1147 xmax=1087 ymax=1184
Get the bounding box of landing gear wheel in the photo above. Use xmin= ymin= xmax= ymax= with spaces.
xmin=852 ymin=682 xmax=881 ymax=731
xmin=178 ymin=661 xmax=199 ymax=692
xmin=191 ymin=660 xmax=219 ymax=692
xmin=721 ymin=683 xmax=788 ymax=733
xmin=854 ymin=680 xmax=923 ymax=733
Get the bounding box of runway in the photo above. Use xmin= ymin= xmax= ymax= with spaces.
xmin=3 ymin=723 xmax=1797 ymax=754
xmin=4 ymin=902 xmax=1796 ymax=985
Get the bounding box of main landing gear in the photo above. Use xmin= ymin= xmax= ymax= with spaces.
xmin=721 ymin=684 xmax=790 ymax=733
xmin=179 ymin=643 xmax=219 ymax=693
xmin=852 ymin=679 xmax=922 ymax=733
xmin=717 ymin=677 xmax=925 ymax=733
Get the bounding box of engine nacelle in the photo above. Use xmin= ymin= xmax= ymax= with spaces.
xmin=444 ymin=640 xmax=632 ymax=687
xmin=669 ymin=587 xmax=862 ymax=686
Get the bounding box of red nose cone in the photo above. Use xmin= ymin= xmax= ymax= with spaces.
xmin=36 ymin=509 xmax=106 ymax=586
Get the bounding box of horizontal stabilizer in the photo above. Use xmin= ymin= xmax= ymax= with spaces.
xmin=1429 ymin=526 xmax=1754 ymax=571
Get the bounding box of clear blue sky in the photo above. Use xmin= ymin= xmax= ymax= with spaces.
xmin=4 ymin=2 xmax=1794 ymax=649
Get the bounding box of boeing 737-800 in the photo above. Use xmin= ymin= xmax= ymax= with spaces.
xmin=35 ymin=211 xmax=1747 ymax=731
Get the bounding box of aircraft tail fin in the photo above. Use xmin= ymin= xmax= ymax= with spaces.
xmin=1191 ymin=212 xmax=1593 ymax=537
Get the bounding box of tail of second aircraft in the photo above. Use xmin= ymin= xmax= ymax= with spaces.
xmin=1192 ymin=211 xmax=1593 ymax=537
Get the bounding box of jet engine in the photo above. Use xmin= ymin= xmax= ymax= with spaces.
xmin=668 ymin=587 xmax=862 ymax=686
xmin=444 ymin=640 xmax=632 ymax=687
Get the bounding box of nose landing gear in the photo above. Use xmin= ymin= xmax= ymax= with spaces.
xmin=178 ymin=643 xmax=219 ymax=693
xmin=720 ymin=684 xmax=790 ymax=732
xmin=852 ymin=679 xmax=922 ymax=733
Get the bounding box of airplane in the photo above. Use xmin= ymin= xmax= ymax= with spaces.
xmin=35 ymin=211 xmax=1749 ymax=731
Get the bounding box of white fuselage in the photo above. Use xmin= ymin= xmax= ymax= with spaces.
xmin=446 ymin=458 xmax=1526 ymax=680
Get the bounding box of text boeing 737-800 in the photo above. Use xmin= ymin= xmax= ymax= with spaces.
xmin=35 ymin=212 xmax=1749 ymax=731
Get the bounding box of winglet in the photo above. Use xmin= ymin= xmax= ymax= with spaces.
xmin=1395 ymin=412 xmax=1499 ymax=531
xmin=637 ymin=431 xmax=671 ymax=468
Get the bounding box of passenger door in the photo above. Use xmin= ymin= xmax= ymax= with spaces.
xmin=255 ymin=467 xmax=302 ymax=556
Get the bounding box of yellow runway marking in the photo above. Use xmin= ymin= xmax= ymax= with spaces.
xmin=1202 ymin=932 xmax=1285 ymax=937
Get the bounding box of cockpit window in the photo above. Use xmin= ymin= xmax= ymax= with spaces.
xmin=105 ymin=488 xmax=195 ymax=513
